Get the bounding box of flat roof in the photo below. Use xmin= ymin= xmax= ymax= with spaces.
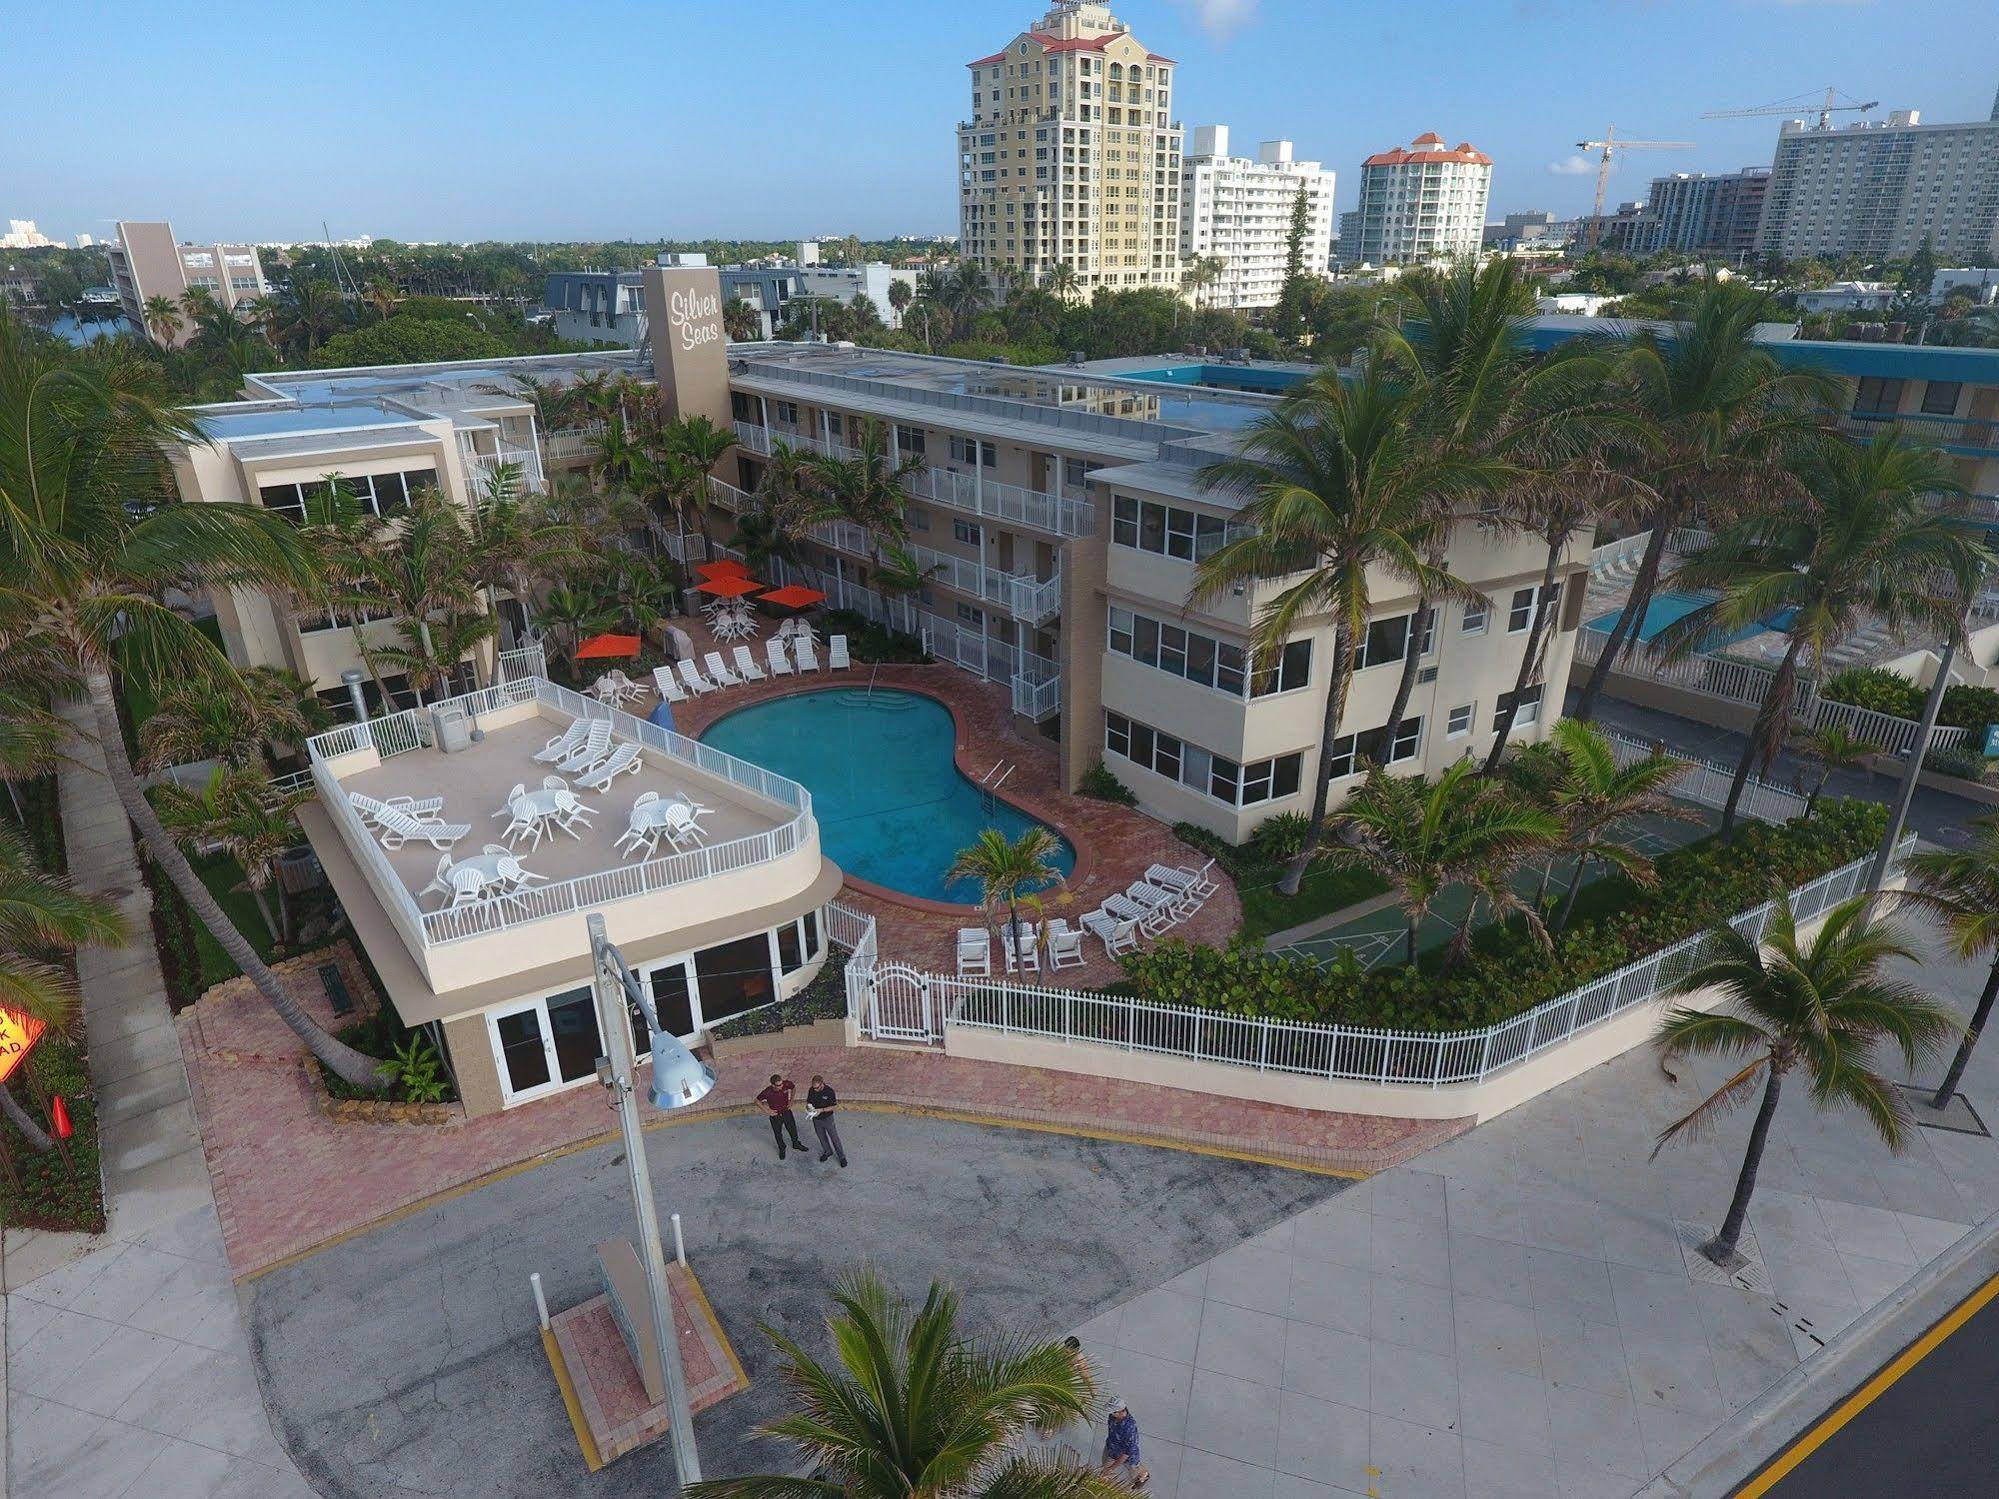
xmin=190 ymin=402 xmax=418 ymax=440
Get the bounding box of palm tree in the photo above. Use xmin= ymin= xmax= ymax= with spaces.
xmin=536 ymin=581 xmax=614 ymax=676
xmin=1191 ymin=364 xmax=1490 ymax=894
xmin=141 ymin=294 xmax=182 ymax=347
xmin=947 ymin=828 xmax=1066 ymax=967
xmin=289 ymin=477 xmax=397 ymax=707
xmin=721 ymin=298 xmax=761 ymax=342
xmin=812 ymin=418 xmax=924 ymax=620
xmin=1898 ymin=817 xmax=1999 ymax=1108
xmin=664 ymin=414 xmax=740 ymax=562
xmin=684 ymin=1272 xmax=1111 ymax=1499
xmin=0 ymin=822 xmax=122 ymax=1151
xmin=274 ymin=279 xmax=345 ymax=356
xmin=872 ymin=541 xmax=940 ymax=619
xmin=1573 ymin=277 xmax=1839 ymax=721
xmin=1322 ymin=759 xmax=1560 ymax=971
xmin=1653 ymin=895 xmax=1955 ymax=1268
xmin=0 ymin=310 xmax=387 ymax=1087
xmin=1044 ymin=261 xmax=1080 ymax=301
xmin=150 ymin=766 xmax=311 ymax=945
xmin=1510 ymin=719 xmax=1695 ymax=933
xmin=461 ymin=463 xmax=581 ymax=651
xmin=1657 ymin=433 xmax=1991 ymax=836
xmin=602 ymin=552 xmax=682 ymax=649
xmin=885 ymin=278 xmax=914 ymax=329
xmin=355 ymin=491 xmax=494 ymax=704
xmin=363 ymin=278 xmax=400 ymax=322
xmin=138 ymin=666 xmax=328 ymax=773
xmin=1795 ymin=723 xmax=1880 ymax=816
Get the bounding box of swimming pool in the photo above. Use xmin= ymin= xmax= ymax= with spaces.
xmin=1585 ymin=589 xmax=1769 ymax=649
xmin=699 ymin=689 xmax=1076 ymax=904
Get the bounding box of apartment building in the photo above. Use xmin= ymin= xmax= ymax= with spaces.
xmin=958 ymin=2 xmax=1183 ymax=295
xmin=1628 ymin=168 xmax=1770 ymax=260
xmin=1349 ymin=132 xmax=1494 ymax=265
xmin=1179 ymin=127 xmax=1336 ymax=310
xmin=107 ymin=220 xmax=268 ymax=343
xmin=1756 ymin=96 xmax=1999 ymax=261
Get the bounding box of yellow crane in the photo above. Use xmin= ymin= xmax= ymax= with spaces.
xmin=1702 ymin=86 xmax=1878 ymax=131
xmin=1574 ymin=126 xmax=1696 ymax=248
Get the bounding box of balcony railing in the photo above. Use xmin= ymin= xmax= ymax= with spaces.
xmin=461 ymin=441 xmax=546 ymax=493
xmin=307 ymin=677 xmax=815 ymax=951
xmin=1842 ymin=410 xmax=1999 ymax=456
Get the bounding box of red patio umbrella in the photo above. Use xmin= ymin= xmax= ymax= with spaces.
xmin=573 ymin=632 xmax=642 ymax=661
xmin=759 ymin=584 xmax=828 ymax=609
xmin=693 ymin=575 xmax=765 ymax=598
xmin=695 ymin=559 xmax=750 ymax=579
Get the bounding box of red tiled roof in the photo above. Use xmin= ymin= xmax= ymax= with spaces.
xmin=1147 ymin=52 xmax=1175 ymax=63
xmin=1412 ymin=131 xmax=1445 ymax=146
xmin=966 ymin=50 xmax=1006 ymax=68
xmin=971 ymin=29 xmax=1156 ymax=66
xmin=1363 ymin=143 xmax=1492 ymax=168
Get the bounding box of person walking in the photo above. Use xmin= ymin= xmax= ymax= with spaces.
xmin=756 ymin=1073 xmax=805 ymax=1160
xmin=805 ymin=1073 xmax=848 ymax=1168
xmin=1102 ymin=1395 xmax=1149 ymax=1489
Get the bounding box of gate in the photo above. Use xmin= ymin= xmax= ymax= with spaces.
xmin=865 ymin=961 xmax=935 ymax=1043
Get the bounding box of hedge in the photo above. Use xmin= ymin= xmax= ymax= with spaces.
xmin=1822 ymin=667 xmax=1999 ymax=738
xmin=1123 ymin=799 xmax=1888 ymax=1034
xmin=707 ymin=964 xmax=847 ymax=1041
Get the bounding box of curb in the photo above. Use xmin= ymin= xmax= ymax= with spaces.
xmin=1639 ymin=1204 xmax=1999 ymax=1498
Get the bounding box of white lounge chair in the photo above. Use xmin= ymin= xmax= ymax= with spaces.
xmin=653 ymin=665 xmax=689 ymax=704
xmin=1002 ymin=922 xmax=1040 ymax=973
xmin=731 ymin=645 xmax=767 ymax=681
xmin=795 ymin=639 xmax=821 ymax=673
xmin=957 ymin=927 xmax=991 ymax=976
xmin=1120 ymin=884 xmax=1180 ymax=938
xmin=376 ymin=806 xmax=470 ymax=851
xmin=557 ymin=719 xmax=614 ymax=773
xmin=703 ymin=651 xmax=743 ymax=687
xmin=1081 ymin=910 xmax=1140 ymax=958
xmin=766 ymin=638 xmax=794 ymax=677
xmin=352 ymin=792 xmax=445 ymax=828
xmin=533 ymin=721 xmax=589 ymax=764
xmin=577 ymin=741 xmax=642 ymax=791
xmin=1047 ymin=925 xmax=1086 ymax=970
xmin=678 ymin=659 xmax=718 ymax=696
xmin=828 ymin=634 xmax=851 ymax=670
xmin=1147 ymin=859 xmax=1219 ymax=900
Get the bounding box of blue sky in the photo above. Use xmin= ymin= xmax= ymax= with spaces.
xmin=5 ymin=0 xmax=1996 ymax=245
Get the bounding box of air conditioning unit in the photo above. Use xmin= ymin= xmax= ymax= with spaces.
xmin=1417 ymin=665 xmax=1439 ymax=685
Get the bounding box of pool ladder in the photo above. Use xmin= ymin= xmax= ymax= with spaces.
xmin=978 ymin=760 xmax=1016 ymax=818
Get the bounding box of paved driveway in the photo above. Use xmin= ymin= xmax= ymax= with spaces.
xmin=247 ymin=1111 xmax=1344 ymax=1497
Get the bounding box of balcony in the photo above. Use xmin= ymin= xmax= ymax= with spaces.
xmin=1841 ymin=409 xmax=1999 ymax=457
xmin=458 ymin=435 xmax=546 ymax=493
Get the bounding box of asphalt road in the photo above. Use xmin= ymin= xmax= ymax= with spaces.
xmin=1581 ymin=697 xmax=1984 ymax=852
xmin=1753 ymin=1276 xmax=1999 ymax=1498
xmin=246 ymin=1110 xmax=1344 ymax=1498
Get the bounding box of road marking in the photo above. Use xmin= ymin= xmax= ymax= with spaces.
xmin=541 ymin=1325 xmax=602 ymax=1473
xmin=1735 ymin=1271 xmax=1999 ymax=1497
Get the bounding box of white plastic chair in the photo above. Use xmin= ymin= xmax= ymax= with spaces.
xmin=497 ymin=796 xmax=542 ymax=849
xmin=376 ymin=806 xmax=470 ymax=851
xmin=703 ymin=651 xmax=743 ymax=687
xmin=678 ymin=660 xmax=717 ymax=696
xmin=957 ymin=928 xmax=991 ymax=977
xmin=353 ymin=792 xmax=445 ymax=828
xmin=418 ymin=853 xmax=455 ymax=900
xmin=550 ymin=790 xmax=594 ymax=834
xmin=577 ymin=742 xmax=641 ymax=791
xmin=732 ymin=645 xmax=767 ymax=681
xmin=766 ymin=639 xmax=794 ymax=677
xmin=615 ymin=792 xmax=662 ymax=858
xmin=533 ymin=721 xmax=589 ymax=764
xmin=1047 ymin=926 xmax=1086 ymax=970
xmin=662 ymin=802 xmax=709 ymax=849
xmin=829 ymin=634 xmax=851 ymax=670
xmin=653 ymin=665 xmax=689 ymax=704
xmin=795 ymin=639 xmax=821 ymax=673
xmin=1082 ymin=910 xmax=1140 ymax=958
xmin=557 ymin=720 xmax=614 ymax=773
xmin=490 ymin=782 xmax=527 ymax=819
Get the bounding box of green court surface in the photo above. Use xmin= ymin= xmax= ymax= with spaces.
xmin=1275 ymin=804 xmax=1722 ymax=970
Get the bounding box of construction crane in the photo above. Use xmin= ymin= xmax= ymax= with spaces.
xmin=1703 ymin=87 xmax=1878 ymax=130
xmin=1574 ymin=126 xmax=1697 ymax=248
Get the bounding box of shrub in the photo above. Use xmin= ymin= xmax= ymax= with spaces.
xmin=1822 ymin=666 xmax=1922 ymax=720
xmin=319 ymin=1003 xmax=461 ymax=1104
xmin=707 ymin=964 xmax=847 ymax=1040
xmin=1940 ymin=684 xmax=1999 ymax=736
xmin=1078 ymin=758 xmax=1137 ymax=805
xmin=821 ymin=609 xmax=929 ymax=664
xmin=1924 ymin=743 xmax=1992 ymax=782
xmin=1249 ymin=812 xmax=1312 ymax=864
xmin=1123 ymin=799 xmax=1887 ymax=1034
xmin=138 ymin=848 xmax=206 ymax=1013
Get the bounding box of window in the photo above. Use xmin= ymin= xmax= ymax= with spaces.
xmin=1852 ymin=376 xmax=1904 ymax=415
xmin=1493 ymin=684 xmax=1543 ymax=731
xmin=956 ymin=602 xmax=983 ymax=626
xmin=1110 ymin=494 xmax=1228 ymax=562
xmin=257 ymin=469 xmax=430 ymax=524
xmin=1921 ymin=380 xmax=1962 ymax=416
xmin=1447 ymin=704 xmax=1474 ymax=738
xmin=1105 ymin=711 xmax=1301 ymax=808
xmin=1508 ymin=583 xmax=1559 ymax=634
xmin=949 ymin=436 xmax=996 ymax=467
xmin=1358 ymin=613 xmax=1411 ymax=669
xmin=826 ymin=412 xmax=843 ymax=437
xmin=731 ymin=391 xmax=753 ymax=420
xmin=1325 ymin=716 xmax=1423 ymax=779
xmin=896 ymin=427 xmax=926 ymax=457
xmin=1383 ymin=715 xmax=1422 ymax=764
xmin=489 ymin=986 xmax=601 ymax=1104
xmin=1461 ymin=596 xmax=1488 ymax=635
xmin=692 ymin=933 xmax=776 ymax=1026
xmin=773 ymin=401 xmax=798 ymax=424
xmin=953 ymin=519 xmax=982 ymax=547
xmin=1107 ymin=606 xmax=1308 ymax=699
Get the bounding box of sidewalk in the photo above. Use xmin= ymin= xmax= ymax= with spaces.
xmin=1064 ymin=923 xmax=1998 ymax=1498
xmin=3 ymin=702 xmax=314 ymax=1499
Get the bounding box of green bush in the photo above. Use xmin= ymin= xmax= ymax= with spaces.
xmin=1123 ymin=799 xmax=1887 ymax=1034
xmin=1249 ymin=812 xmax=1312 ymax=864
xmin=820 ymin=609 xmax=929 ymax=664
xmin=1924 ymin=743 xmax=1992 ymax=782
xmin=707 ymin=964 xmax=847 ymax=1040
xmin=1941 ymin=684 xmax=1999 ymax=736
xmin=1078 ymin=758 xmax=1137 ymax=805
xmin=1823 ymin=668 xmax=1999 ymax=736
xmin=139 ymin=848 xmax=207 ymax=1013
xmin=319 ymin=1003 xmax=461 ymax=1104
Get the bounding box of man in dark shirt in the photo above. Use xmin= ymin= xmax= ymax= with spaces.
xmin=805 ymin=1074 xmax=847 ymax=1168
xmin=755 ymin=1074 xmax=805 ymax=1160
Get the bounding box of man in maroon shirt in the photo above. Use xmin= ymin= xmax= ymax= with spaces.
xmin=755 ymin=1073 xmax=806 ymax=1160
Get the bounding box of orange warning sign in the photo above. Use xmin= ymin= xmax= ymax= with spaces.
xmin=0 ymin=1007 xmax=47 ymax=1087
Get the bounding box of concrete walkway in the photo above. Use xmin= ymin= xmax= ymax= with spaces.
xmin=1064 ymin=923 xmax=1999 ymax=1498
xmin=3 ymin=702 xmax=313 ymax=1499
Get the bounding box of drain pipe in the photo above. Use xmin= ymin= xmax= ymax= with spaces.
xmin=342 ymin=669 xmax=371 ymax=749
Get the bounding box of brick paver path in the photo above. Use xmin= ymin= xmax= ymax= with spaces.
xmin=180 ymin=959 xmax=1463 ymax=1278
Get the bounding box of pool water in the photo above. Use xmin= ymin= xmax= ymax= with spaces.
xmin=700 ymin=689 xmax=1075 ymax=903
xmin=1585 ymin=589 xmax=1770 ymax=649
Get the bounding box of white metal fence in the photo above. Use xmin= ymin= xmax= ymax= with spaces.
xmin=928 ymin=842 xmax=1906 ymax=1086
xmin=1604 ymin=732 xmax=1811 ymax=825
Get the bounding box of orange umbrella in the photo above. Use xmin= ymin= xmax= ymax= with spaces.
xmin=695 ymin=559 xmax=750 ymax=579
xmin=574 ymin=632 xmax=642 ymax=660
xmin=760 ymin=584 xmax=827 ymax=609
xmin=694 ymin=575 xmax=764 ymax=598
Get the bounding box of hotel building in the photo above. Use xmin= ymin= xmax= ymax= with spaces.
xmin=1179 ymin=127 xmax=1337 ymax=310
xmin=958 ymin=2 xmax=1183 ymax=295
xmin=1349 ymin=133 xmax=1494 ymax=265
xmin=107 ymin=220 xmax=268 ymax=343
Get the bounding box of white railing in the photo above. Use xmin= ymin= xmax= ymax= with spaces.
xmin=830 ymin=901 xmax=879 ymax=1025
xmin=1012 ymin=672 xmax=1062 ymax=722
xmin=1604 ymin=732 xmax=1811 ymax=825
xmin=933 ymin=843 xmax=1906 ymax=1087
xmin=1811 ymin=696 xmax=1971 ymax=759
xmin=495 ymin=642 xmax=546 ymax=685
xmin=307 ymin=676 xmax=818 ymax=949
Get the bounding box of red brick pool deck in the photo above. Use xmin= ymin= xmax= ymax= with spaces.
xmin=179 ymin=956 xmax=1466 ymax=1279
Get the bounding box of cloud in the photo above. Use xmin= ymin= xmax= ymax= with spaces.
xmin=1174 ymin=0 xmax=1260 ymax=39
xmin=1549 ymin=155 xmax=1597 ymax=176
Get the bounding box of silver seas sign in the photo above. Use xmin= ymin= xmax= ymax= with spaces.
xmin=667 ymin=285 xmax=721 ymax=352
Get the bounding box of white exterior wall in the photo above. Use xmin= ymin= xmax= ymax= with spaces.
xmin=1759 ymin=111 xmax=1999 ymax=261
xmin=1180 ymin=129 xmax=1336 ymax=310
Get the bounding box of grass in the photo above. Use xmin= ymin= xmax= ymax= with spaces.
xmin=188 ymin=851 xmax=282 ymax=989
xmin=1236 ymin=863 xmax=1390 ymax=947
xmin=0 ymin=1034 xmax=104 ymax=1233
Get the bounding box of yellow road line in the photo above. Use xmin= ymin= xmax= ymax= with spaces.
xmin=679 ymin=1264 xmax=750 ymax=1391
xmin=1735 ymin=1271 xmax=1999 ymax=1497
xmin=540 ymin=1325 xmax=602 ymax=1474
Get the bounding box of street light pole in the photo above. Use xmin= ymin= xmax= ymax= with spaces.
xmin=587 ymin=914 xmax=703 ymax=1486
xmin=1866 ymin=635 xmax=1955 ymax=896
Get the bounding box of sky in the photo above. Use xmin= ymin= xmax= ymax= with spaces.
xmin=5 ymin=0 xmax=1997 ymax=246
